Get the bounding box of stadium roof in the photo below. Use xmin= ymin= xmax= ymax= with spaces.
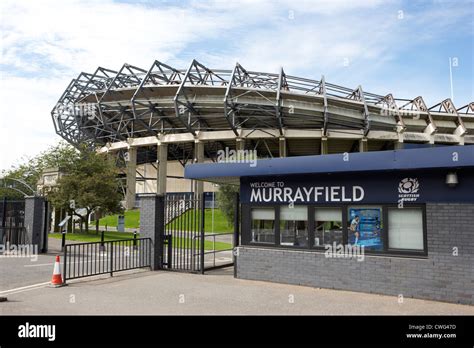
xmin=52 ymin=59 xmax=474 ymax=163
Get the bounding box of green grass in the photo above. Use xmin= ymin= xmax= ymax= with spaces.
xmin=166 ymin=237 xmax=231 ymax=251
xmin=168 ymin=209 xmax=233 ymax=234
xmin=49 ymin=232 xmax=231 ymax=251
xmin=94 ymin=208 xmax=233 ymax=233
xmin=96 ymin=209 xmax=140 ymax=229
xmin=49 ymin=231 xmax=138 ymax=242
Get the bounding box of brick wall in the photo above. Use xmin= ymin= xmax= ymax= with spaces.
xmin=236 ymin=203 xmax=474 ymax=305
xmin=139 ymin=195 xmax=164 ymax=270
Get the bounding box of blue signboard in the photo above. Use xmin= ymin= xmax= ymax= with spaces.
xmin=240 ymin=170 xmax=474 ymax=205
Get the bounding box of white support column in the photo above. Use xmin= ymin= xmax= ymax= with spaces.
xmin=156 ymin=143 xmax=168 ymax=195
xmin=193 ymin=140 xmax=204 ymax=198
xmin=279 ymin=137 xmax=287 ymax=157
xmin=236 ymin=138 xmax=245 ymax=152
xmin=321 ymin=136 xmax=328 ymax=155
xmin=125 ymin=146 xmax=137 ymax=210
xmin=394 ymin=132 xmax=404 ymax=150
xmin=394 ymin=142 xmax=404 ymax=150
xmin=359 ymin=137 xmax=368 ymax=152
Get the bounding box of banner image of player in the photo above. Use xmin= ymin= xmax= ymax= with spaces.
xmin=348 ymin=207 xmax=383 ymax=250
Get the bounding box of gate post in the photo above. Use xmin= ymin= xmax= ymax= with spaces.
xmin=0 ymin=197 xmax=6 ymax=244
xmin=139 ymin=194 xmax=165 ymax=270
xmin=200 ymin=194 xmax=205 ymax=274
xmin=233 ymin=192 xmax=240 ymax=278
xmin=42 ymin=200 xmax=49 ymax=253
xmin=24 ymin=196 xmax=47 ymax=253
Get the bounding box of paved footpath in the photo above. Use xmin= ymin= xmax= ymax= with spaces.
xmin=0 ymin=238 xmax=67 ymax=292
xmin=1 ymin=267 xmax=474 ymax=315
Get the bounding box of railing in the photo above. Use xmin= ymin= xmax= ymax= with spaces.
xmin=193 ymin=232 xmax=234 ymax=271
xmin=0 ymin=226 xmax=28 ymax=246
xmin=164 ymin=195 xmax=204 ymax=272
xmin=165 ymin=196 xmax=193 ymax=224
xmin=63 ymin=238 xmax=152 ymax=283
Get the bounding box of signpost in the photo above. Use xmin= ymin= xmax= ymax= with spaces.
xmin=58 ymin=215 xmax=71 ymax=251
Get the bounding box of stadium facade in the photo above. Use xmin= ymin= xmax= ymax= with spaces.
xmin=52 ymin=59 xmax=474 ymax=304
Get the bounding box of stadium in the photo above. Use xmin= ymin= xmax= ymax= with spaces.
xmin=50 ymin=59 xmax=474 ymax=305
xmin=51 ymin=59 xmax=474 ymax=208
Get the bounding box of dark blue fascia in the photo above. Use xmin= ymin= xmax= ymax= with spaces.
xmin=184 ymin=145 xmax=474 ymax=181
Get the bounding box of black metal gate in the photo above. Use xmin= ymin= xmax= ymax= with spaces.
xmin=63 ymin=238 xmax=152 ymax=283
xmin=163 ymin=194 xmax=235 ymax=273
xmin=0 ymin=198 xmax=26 ymax=245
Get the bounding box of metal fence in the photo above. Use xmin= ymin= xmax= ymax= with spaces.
xmin=63 ymin=238 xmax=152 ymax=283
xmin=163 ymin=194 xmax=235 ymax=273
xmin=164 ymin=195 xmax=204 ymax=272
xmin=0 ymin=226 xmax=28 ymax=245
xmin=193 ymin=232 xmax=234 ymax=270
xmin=0 ymin=199 xmax=25 ymax=245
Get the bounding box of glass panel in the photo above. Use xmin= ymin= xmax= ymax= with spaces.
xmin=251 ymin=208 xmax=275 ymax=244
xmin=252 ymin=209 xmax=275 ymax=220
xmin=314 ymin=208 xmax=343 ymax=247
xmin=389 ymin=208 xmax=424 ymax=250
xmin=348 ymin=206 xmax=383 ymax=251
xmin=280 ymin=206 xmax=308 ymax=247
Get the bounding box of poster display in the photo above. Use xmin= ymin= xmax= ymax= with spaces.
xmin=348 ymin=207 xmax=383 ymax=250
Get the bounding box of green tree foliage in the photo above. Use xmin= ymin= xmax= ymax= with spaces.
xmin=0 ymin=141 xmax=79 ymax=199
xmin=48 ymin=147 xmax=123 ymax=233
xmin=216 ymin=184 xmax=239 ymax=225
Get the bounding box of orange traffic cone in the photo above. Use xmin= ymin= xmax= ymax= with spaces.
xmin=50 ymin=255 xmax=64 ymax=287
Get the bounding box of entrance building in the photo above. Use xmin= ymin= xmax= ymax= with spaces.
xmin=184 ymin=145 xmax=474 ymax=305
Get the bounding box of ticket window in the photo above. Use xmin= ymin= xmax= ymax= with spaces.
xmin=251 ymin=208 xmax=275 ymax=244
xmin=279 ymin=206 xmax=308 ymax=247
xmin=314 ymin=208 xmax=343 ymax=247
xmin=388 ymin=208 xmax=424 ymax=251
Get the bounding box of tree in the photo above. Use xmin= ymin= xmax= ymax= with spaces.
xmin=48 ymin=147 xmax=123 ymax=233
xmin=0 ymin=141 xmax=79 ymax=199
xmin=216 ymin=184 xmax=239 ymax=225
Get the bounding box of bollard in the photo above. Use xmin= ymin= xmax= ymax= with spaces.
xmin=133 ymin=231 xmax=138 ymax=250
xmin=99 ymin=230 xmax=105 ymax=252
xmin=61 ymin=230 xmax=66 ymax=252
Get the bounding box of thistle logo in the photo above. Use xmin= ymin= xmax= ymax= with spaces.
xmin=398 ymin=178 xmax=420 ymax=202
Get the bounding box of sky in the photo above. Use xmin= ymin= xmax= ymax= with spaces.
xmin=0 ymin=0 xmax=473 ymax=171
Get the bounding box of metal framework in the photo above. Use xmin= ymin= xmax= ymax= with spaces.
xmin=0 ymin=178 xmax=37 ymax=197
xmin=52 ymin=59 xmax=474 ymax=160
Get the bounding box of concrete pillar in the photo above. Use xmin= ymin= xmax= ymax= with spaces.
xmin=193 ymin=141 xmax=204 ymax=198
xmin=394 ymin=142 xmax=404 ymax=150
xmin=236 ymin=138 xmax=245 ymax=151
xmin=279 ymin=137 xmax=287 ymax=157
xmin=125 ymin=147 xmax=137 ymax=210
xmin=359 ymin=138 xmax=368 ymax=152
xmin=139 ymin=195 xmax=164 ymax=270
xmin=321 ymin=136 xmax=328 ymax=155
xmin=24 ymin=196 xmax=47 ymax=253
xmin=156 ymin=143 xmax=168 ymax=195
